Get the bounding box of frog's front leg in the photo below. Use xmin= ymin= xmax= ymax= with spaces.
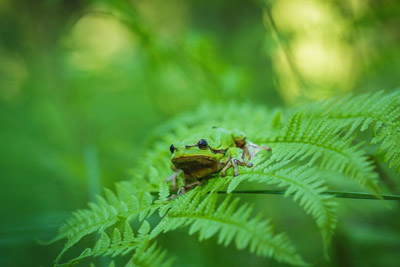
xmin=168 ymin=176 xmax=215 ymax=199
xmin=177 ymin=179 xmax=203 ymax=195
xmin=221 ymin=147 xmax=253 ymax=177
xmin=165 ymin=169 xmax=182 ymax=192
xmin=220 ymin=155 xmax=232 ymax=177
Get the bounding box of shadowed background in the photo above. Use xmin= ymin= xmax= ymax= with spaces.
xmin=0 ymin=0 xmax=399 ymax=266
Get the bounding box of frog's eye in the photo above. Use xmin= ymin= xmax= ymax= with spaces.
xmin=170 ymin=144 xmax=176 ymax=154
xmin=197 ymin=139 xmax=208 ymax=150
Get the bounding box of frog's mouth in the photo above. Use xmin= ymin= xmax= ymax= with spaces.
xmin=172 ymin=156 xmax=221 ymax=179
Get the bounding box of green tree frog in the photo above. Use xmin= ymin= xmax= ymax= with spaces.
xmin=166 ymin=127 xmax=271 ymax=195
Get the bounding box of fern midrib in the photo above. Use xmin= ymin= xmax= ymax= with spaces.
xmin=60 ymin=215 xmax=116 ymax=241
xmin=58 ymin=240 xmax=140 ymax=266
xmin=168 ymin=212 xmax=251 ymax=232
xmin=60 ymin=216 xmax=117 ymax=250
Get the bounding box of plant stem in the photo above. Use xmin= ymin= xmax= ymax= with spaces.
xmin=216 ymin=190 xmax=400 ymax=200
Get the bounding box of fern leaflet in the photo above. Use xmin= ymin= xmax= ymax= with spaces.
xmin=228 ymin=158 xmax=338 ymax=250
xmin=151 ymin=183 xmax=307 ymax=266
xmin=308 ymin=90 xmax=400 ymax=171
xmin=57 ymin=221 xmax=173 ymax=267
xmin=256 ymin=112 xmax=381 ymax=196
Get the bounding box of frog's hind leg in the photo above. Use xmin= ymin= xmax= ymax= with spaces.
xmin=243 ymin=141 xmax=271 ymax=160
xmin=221 ymin=147 xmax=253 ymax=177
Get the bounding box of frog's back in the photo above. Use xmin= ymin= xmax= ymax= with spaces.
xmin=177 ymin=127 xmax=235 ymax=150
xmin=207 ymin=128 xmax=235 ymax=149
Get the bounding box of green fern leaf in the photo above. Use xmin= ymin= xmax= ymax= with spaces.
xmin=53 ymin=184 xmax=162 ymax=264
xmin=57 ymin=221 xmax=173 ymax=267
xmin=50 ymin=91 xmax=399 ymax=266
xmin=228 ymin=158 xmax=338 ymax=249
xmin=257 ymin=112 xmax=381 ymax=196
xmin=151 ymin=186 xmax=307 ymax=266
xmin=311 ymin=90 xmax=400 ymax=171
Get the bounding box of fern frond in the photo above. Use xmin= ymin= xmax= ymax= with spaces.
xmin=228 ymin=158 xmax=338 ymax=249
xmin=151 ymin=185 xmax=307 ymax=266
xmin=311 ymin=90 xmax=400 ymax=171
xmin=128 ymin=222 xmax=175 ymax=267
xmin=53 ymin=182 xmax=161 ymax=264
xmin=50 ymin=91 xmax=399 ymax=266
xmin=57 ymin=221 xmax=173 ymax=267
xmin=257 ymin=113 xmax=381 ymax=195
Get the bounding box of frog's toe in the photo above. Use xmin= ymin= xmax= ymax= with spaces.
xmin=243 ymin=142 xmax=272 ymax=160
xmin=235 ymin=158 xmax=253 ymax=168
xmin=221 ymin=160 xmax=232 ymax=177
xmin=232 ymin=159 xmax=240 ymax=176
xmin=177 ymin=186 xmax=186 ymax=195
xmin=260 ymin=145 xmax=272 ymax=152
xmin=168 ymin=194 xmax=178 ymax=200
xmin=186 ymin=180 xmax=203 ymax=190
xmin=221 ymin=157 xmax=253 ymax=177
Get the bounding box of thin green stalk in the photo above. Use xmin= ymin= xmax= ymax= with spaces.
xmin=152 ymin=190 xmax=400 ymax=200
xmin=216 ymin=190 xmax=400 ymax=201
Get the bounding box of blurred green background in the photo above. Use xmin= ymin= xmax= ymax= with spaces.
xmin=0 ymin=0 xmax=399 ymax=266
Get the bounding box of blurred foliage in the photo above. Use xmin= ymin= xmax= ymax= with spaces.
xmin=0 ymin=0 xmax=399 ymax=266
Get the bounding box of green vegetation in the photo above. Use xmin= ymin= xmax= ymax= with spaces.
xmin=0 ymin=0 xmax=399 ymax=266
xmin=49 ymin=92 xmax=400 ymax=266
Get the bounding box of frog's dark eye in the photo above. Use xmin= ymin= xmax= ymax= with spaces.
xmin=170 ymin=144 xmax=176 ymax=154
xmin=197 ymin=139 xmax=208 ymax=150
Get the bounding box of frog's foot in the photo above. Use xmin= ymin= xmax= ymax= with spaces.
xmin=221 ymin=149 xmax=253 ymax=177
xmin=166 ymin=170 xmax=182 ymax=192
xmin=168 ymin=194 xmax=178 ymax=201
xmin=233 ymin=158 xmax=253 ymax=176
xmin=220 ymin=157 xmax=232 ymax=177
xmin=177 ymin=180 xmax=203 ymax=195
xmin=243 ymin=141 xmax=271 ymax=160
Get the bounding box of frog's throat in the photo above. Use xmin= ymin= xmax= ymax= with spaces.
xmin=171 ymin=155 xmax=222 ymax=179
xmin=171 ymin=155 xmax=217 ymax=167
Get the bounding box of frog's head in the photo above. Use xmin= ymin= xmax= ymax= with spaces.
xmin=169 ymin=138 xmax=225 ymax=179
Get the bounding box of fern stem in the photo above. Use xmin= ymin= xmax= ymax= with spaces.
xmin=216 ymin=190 xmax=400 ymax=201
xmin=151 ymin=190 xmax=400 ymax=200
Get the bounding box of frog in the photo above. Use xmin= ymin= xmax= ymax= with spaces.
xmin=165 ymin=127 xmax=271 ymax=195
